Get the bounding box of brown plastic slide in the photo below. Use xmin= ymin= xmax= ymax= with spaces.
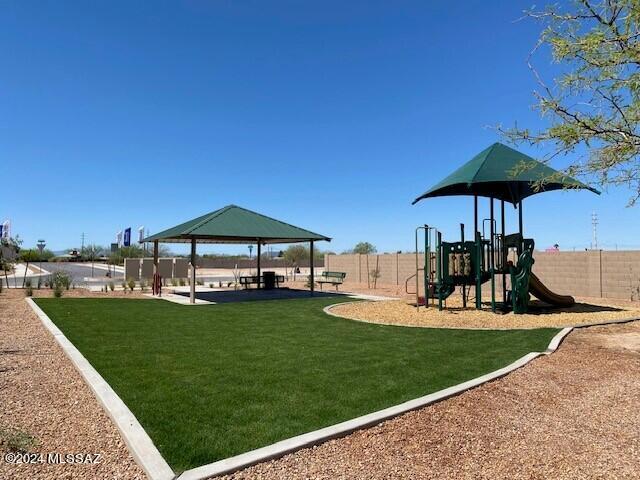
xmin=529 ymin=272 xmax=575 ymax=307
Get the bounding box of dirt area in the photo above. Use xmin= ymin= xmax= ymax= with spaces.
xmin=0 ymin=288 xmax=146 ymax=480
xmin=227 ymin=320 xmax=640 ymax=480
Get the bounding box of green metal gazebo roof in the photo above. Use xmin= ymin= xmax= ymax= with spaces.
xmin=143 ymin=205 xmax=331 ymax=244
xmin=412 ymin=142 xmax=600 ymax=205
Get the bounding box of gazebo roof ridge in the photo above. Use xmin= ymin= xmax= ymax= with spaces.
xmin=142 ymin=204 xmax=331 ymax=244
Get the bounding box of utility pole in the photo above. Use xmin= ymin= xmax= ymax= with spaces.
xmin=81 ymin=232 xmax=85 ymax=253
xmin=591 ymin=212 xmax=598 ymax=250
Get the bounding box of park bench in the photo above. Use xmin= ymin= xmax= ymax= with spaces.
xmin=239 ymin=275 xmax=285 ymax=289
xmin=316 ymin=271 xmax=347 ymax=290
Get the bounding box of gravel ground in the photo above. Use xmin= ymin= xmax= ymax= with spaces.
xmin=330 ymin=297 xmax=640 ymax=329
xmin=0 ymin=289 xmax=146 ymax=480
xmin=226 ymin=320 xmax=640 ymax=479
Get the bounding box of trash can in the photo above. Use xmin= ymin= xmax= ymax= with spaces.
xmin=263 ymin=271 xmax=276 ymax=290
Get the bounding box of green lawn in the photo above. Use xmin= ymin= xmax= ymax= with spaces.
xmin=36 ymin=297 xmax=558 ymax=472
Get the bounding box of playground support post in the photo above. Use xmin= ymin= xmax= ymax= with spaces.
xmin=501 ymin=200 xmax=507 ymax=307
xmin=490 ymin=198 xmax=496 ymax=312
xmin=424 ymin=225 xmax=429 ymax=308
xmin=475 ymin=229 xmax=482 ymax=309
xmin=415 ymin=225 xmax=429 ymax=310
xmin=474 ymin=195 xmax=478 ymax=239
xmin=437 ymin=231 xmax=443 ymax=311
xmin=518 ymin=200 xmax=523 ymax=255
xmin=459 ymin=223 xmax=466 ymax=308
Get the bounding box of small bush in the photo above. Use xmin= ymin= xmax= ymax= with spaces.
xmin=53 ymin=285 xmax=63 ymax=298
xmin=196 ymin=279 xmax=204 ymax=286
xmin=179 ymin=278 xmax=186 ymax=286
xmin=121 ymin=281 xmax=128 ymax=292
xmin=127 ymin=278 xmax=136 ymax=292
xmin=108 ymin=282 xmax=115 ymax=292
xmin=0 ymin=426 xmax=38 ymax=452
xmin=25 ymin=286 xmax=33 ymax=297
xmin=139 ymin=279 xmax=147 ymax=291
xmin=170 ymin=278 xmax=178 ymax=287
xmin=37 ymin=277 xmax=42 ymax=289
xmin=25 ymin=278 xmax=32 ymax=288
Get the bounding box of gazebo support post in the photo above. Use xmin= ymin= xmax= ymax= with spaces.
xmin=190 ymin=238 xmax=196 ymax=304
xmin=257 ymin=241 xmax=261 ymax=289
xmin=310 ymin=240 xmax=315 ymax=295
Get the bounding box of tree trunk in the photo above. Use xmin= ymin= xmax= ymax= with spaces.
xmin=22 ymin=261 xmax=29 ymax=288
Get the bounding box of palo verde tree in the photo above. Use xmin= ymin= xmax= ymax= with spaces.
xmin=503 ymin=0 xmax=640 ymax=204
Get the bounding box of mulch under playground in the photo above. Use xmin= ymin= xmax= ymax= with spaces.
xmin=329 ymin=294 xmax=640 ymax=329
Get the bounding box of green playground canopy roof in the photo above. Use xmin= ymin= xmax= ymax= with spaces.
xmin=412 ymin=142 xmax=600 ymax=205
xmin=143 ymin=204 xmax=331 ymax=244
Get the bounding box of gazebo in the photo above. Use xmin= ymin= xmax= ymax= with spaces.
xmin=143 ymin=205 xmax=331 ymax=303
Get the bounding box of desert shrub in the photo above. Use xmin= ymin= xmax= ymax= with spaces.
xmin=179 ymin=278 xmax=186 ymax=286
xmin=127 ymin=278 xmax=136 ymax=292
xmin=49 ymin=271 xmax=71 ymax=290
xmin=170 ymin=278 xmax=178 ymax=287
xmin=53 ymin=285 xmax=63 ymax=298
xmin=0 ymin=425 xmax=37 ymax=452
xmin=196 ymin=279 xmax=204 ymax=286
xmin=25 ymin=286 xmax=33 ymax=297
xmin=209 ymin=283 xmax=214 ymax=288
xmin=121 ymin=281 xmax=127 ymax=292
xmin=25 ymin=279 xmax=32 ymax=288
xmin=139 ymin=279 xmax=147 ymax=291
xmin=108 ymin=282 xmax=115 ymax=292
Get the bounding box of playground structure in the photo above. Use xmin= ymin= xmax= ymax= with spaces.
xmin=411 ymin=143 xmax=600 ymax=314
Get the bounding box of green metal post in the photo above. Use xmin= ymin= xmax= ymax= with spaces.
xmin=490 ymin=197 xmax=496 ymax=312
xmin=475 ymin=230 xmax=481 ymax=309
xmin=436 ymin=231 xmax=443 ymax=311
xmin=501 ymin=200 xmax=507 ymax=308
xmin=424 ymin=225 xmax=429 ymax=308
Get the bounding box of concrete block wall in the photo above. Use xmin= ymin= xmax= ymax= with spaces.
xmin=325 ymin=250 xmax=640 ymax=301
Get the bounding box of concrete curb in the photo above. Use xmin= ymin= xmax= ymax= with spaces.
xmin=26 ymin=298 xmax=175 ymax=480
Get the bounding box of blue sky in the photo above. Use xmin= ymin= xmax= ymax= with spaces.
xmin=2 ymin=1 xmax=638 ymax=254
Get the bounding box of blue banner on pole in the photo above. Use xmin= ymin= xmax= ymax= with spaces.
xmin=123 ymin=227 xmax=131 ymax=247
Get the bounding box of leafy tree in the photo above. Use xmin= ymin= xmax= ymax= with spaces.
xmin=283 ymin=245 xmax=309 ymax=265
xmin=503 ymin=0 xmax=640 ymax=204
xmin=282 ymin=245 xmax=324 ymax=266
xmin=352 ymin=242 xmax=377 ymax=254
